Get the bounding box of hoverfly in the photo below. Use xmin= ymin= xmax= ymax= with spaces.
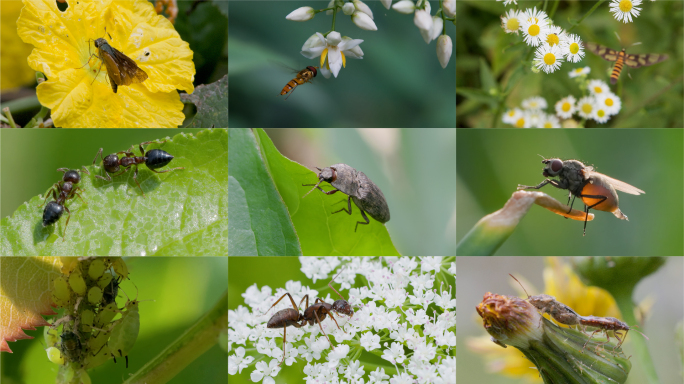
xmin=517 ymin=157 xmax=645 ymax=236
xmin=78 ymin=28 xmax=148 ymax=93
xmin=584 ymin=42 xmax=668 ymax=84
xmin=279 ymin=65 xmax=318 ymax=100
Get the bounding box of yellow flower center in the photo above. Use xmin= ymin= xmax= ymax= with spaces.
xmin=544 ymin=122 xmax=553 ymax=128
xmin=594 ymin=86 xmax=603 ymax=94
xmin=507 ymin=18 xmax=520 ymax=31
xmin=562 ymin=102 xmax=571 ymax=112
xmin=619 ymin=0 xmax=633 ymax=13
xmin=570 ymin=43 xmax=579 ymax=54
xmin=508 ymin=111 xmax=515 ymax=116
xmin=547 ymin=34 xmax=559 ymax=46
xmin=582 ymin=104 xmax=592 ymax=114
xmin=544 ymin=53 xmax=556 ymax=65
xmin=515 ymin=118 xmax=525 ymax=128
xmin=528 ymin=24 xmax=540 ymax=37
xmin=575 ymin=68 xmax=583 ymax=73
xmin=598 ymin=109 xmax=606 ymax=118
xmin=606 ymin=98 xmax=614 ymax=107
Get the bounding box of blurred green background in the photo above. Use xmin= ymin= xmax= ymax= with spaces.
xmin=229 ymin=1 xmax=455 ymax=128
xmin=457 ymin=256 xmax=683 ymax=384
xmin=264 ymin=128 xmax=456 ymax=256
xmin=456 ymin=129 xmax=683 ymax=255
xmin=1 ymin=257 xmax=228 ymax=384
xmin=456 ymin=0 xmax=683 ymax=127
xmin=0 ymin=129 xmax=204 ymax=219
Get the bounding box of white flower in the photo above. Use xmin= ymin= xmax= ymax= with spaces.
xmin=544 ymin=25 xmax=566 ymax=47
xmin=443 ymin=0 xmax=455 ymax=17
xmin=392 ymin=0 xmax=416 ymax=14
xmin=352 ymin=11 xmax=378 ymax=31
xmin=497 ymin=0 xmax=518 ymax=5
xmin=562 ymin=33 xmax=584 ymax=63
xmin=521 ymin=7 xmax=550 ymax=47
xmin=592 ymin=107 xmax=611 ymax=123
xmin=250 ymin=359 xmax=281 ymax=383
xmin=436 ymin=35 xmax=452 ymax=68
xmin=381 ymin=342 xmax=407 ymax=364
xmin=381 ymin=0 xmax=393 ymax=10
xmin=286 ymin=6 xmax=316 ymax=21
xmin=521 ymin=96 xmax=547 ymax=110
xmin=501 ymin=9 xmax=522 ymax=34
xmin=587 ymin=79 xmax=610 ymax=96
xmin=502 ymin=108 xmax=524 ymax=125
xmin=414 ymin=9 xmax=433 ymax=32
xmin=343 ymin=3 xmax=356 ymax=15
xmin=228 ymin=347 xmax=254 ymax=375
xmin=540 ymin=114 xmax=561 ymax=128
xmin=525 ymin=110 xmax=545 ymax=128
xmin=576 ymin=96 xmax=596 ymax=119
xmin=354 ymin=0 xmax=374 ymax=19
xmin=424 ymin=16 xmax=443 ymax=44
xmin=369 ymin=367 xmax=391 ymax=383
xmin=535 ymin=44 xmax=564 ymax=73
xmin=360 ymin=332 xmax=382 ymax=351
xmin=596 ymin=92 xmax=621 ymax=115
xmin=300 ymin=32 xmax=364 ymax=78
xmin=569 ymin=66 xmax=591 ymax=77
xmin=610 ymin=0 xmax=642 ymax=23
xmin=555 ymin=95 xmax=576 ymax=119
xmin=511 ymin=112 xmax=527 ymax=128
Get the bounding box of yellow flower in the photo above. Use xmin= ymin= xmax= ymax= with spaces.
xmin=1 ymin=1 xmax=35 ymax=90
xmin=17 ymin=0 xmax=196 ymax=127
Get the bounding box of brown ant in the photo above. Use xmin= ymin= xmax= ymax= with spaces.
xmin=92 ymin=140 xmax=184 ymax=196
xmin=40 ymin=167 xmax=90 ymax=239
xmin=262 ymin=268 xmax=354 ymax=366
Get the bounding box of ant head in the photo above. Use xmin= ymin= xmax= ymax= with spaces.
xmin=332 ymin=300 xmax=354 ymax=317
xmin=62 ymin=170 xmax=81 ymax=184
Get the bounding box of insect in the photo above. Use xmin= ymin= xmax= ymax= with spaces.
xmin=262 ymin=268 xmax=354 ymax=366
xmin=280 ymin=65 xmax=318 ymax=99
xmin=303 ymin=164 xmax=390 ymax=231
xmin=107 ymin=295 xmax=142 ymax=368
xmin=584 ymin=42 xmax=668 ymax=84
xmin=92 ymin=140 xmax=184 ymax=196
xmin=509 ymin=274 xmax=582 ymax=327
xmin=40 ymin=167 xmax=90 ymax=239
xmin=517 ymin=157 xmax=645 ymax=236
xmin=78 ymin=28 xmax=148 ymax=93
xmin=579 ymin=315 xmax=648 ymax=353
xmin=59 ymin=330 xmax=84 ymax=363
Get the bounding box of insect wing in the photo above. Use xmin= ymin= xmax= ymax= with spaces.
xmin=625 ymin=53 xmax=668 ymax=68
xmin=99 ymin=43 xmax=148 ymax=88
xmin=584 ymin=170 xmax=645 ymax=195
xmin=585 ymin=42 xmax=619 ymax=61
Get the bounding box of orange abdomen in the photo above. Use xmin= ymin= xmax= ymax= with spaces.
xmin=610 ymin=52 xmax=625 ymax=84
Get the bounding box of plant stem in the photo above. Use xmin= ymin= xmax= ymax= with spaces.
xmin=566 ymin=0 xmax=606 ymax=34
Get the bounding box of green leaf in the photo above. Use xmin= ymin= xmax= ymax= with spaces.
xmin=0 ymin=129 xmax=228 ymax=256
xmin=228 ymin=129 xmax=301 ymax=256
xmin=253 ymin=129 xmax=400 ymax=256
xmin=479 ymin=57 xmax=497 ymax=94
xmin=182 ymin=75 xmax=228 ymax=128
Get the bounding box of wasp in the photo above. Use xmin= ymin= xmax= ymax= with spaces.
xmin=584 ymin=42 xmax=668 ymax=84
xmin=280 ymin=66 xmax=318 ymax=99
xmin=517 ymin=157 xmax=645 ymax=235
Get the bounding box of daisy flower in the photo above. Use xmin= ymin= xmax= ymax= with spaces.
xmin=497 ymin=0 xmax=518 ymax=6
xmin=540 ymin=114 xmax=561 ymax=128
xmin=501 ymin=9 xmax=522 ymax=34
xmin=592 ymin=107 xmax=611 ymax=124
xmin=521 ymin=7 xmax=550 ymax=47
xmin=576 ymin=96 xmax=595 ymax=119
xmin=562 ymin=34 xmax=585 ymax=63
xmin=521 ymin=96 xmax=547 ymax=111
xmin=534 ymin=44 xmax=564 ymax=74
xmin=555 ymin=95 xmax=576 ymax=119
xmin=525 ymin=110 xmax=544 ymax=128
xmin=502 ymin=108 xmax=524 ymax=125
xmin=587 ymin=79 xmax=610 ymax=96
xmin=569 ymin=66 xmax=591 ymax=78
xmin=610 ymin=0 xmax=642 ymax=23
xmin=596 ymin=92 xmax=622 ymax=116
xmin=544 ymin=25 xmax=566 ymax=47
xmin=512 ymin=112 xmax=527 ymax=128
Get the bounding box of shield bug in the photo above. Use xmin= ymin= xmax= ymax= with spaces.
xmin=517 ymin=157 xmax=645 ymax=236
xmin=303 ymin=164 xmax=390 ymax=231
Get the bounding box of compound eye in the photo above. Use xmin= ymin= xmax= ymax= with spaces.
xmin=548 ymin=159 xmax=563 ymax=175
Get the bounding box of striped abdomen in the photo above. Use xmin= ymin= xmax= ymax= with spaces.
xmin=610 ymin=50 xmax=626 ymax=84
xmin=280 ymin=66 xmax=317 ymax=96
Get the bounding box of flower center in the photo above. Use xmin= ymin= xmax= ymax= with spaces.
xmin=515 ymin=118 xmax=525 ymax=128
xmin=598 ymin=109 xmax=606 ymax=118
xmin=594 ymin=86 xmax=603 ymax=94
xmin=619 ymin=0 xmax=633 ymax=13
xmin=544 ymin=53 xmax=556 ymax=65
xmin=508 ymin=111 xmax=515 ymax=117
xmin=544 ymin=122 xmax=553 ymax=128
xmin=570 ymin=43 xmax=579 ymax=54
xmin=582 ymin=104 xmax=592 ymax=114
xmin=528 ymin=24 xmax=540 ymax=37
xmin=575 ymin=68 xmax=583 ymax=73
xmin=507 ymin=18 xmax=520 ymax=31
xmin=606 ymin=98 xmax=614 ymax=107
xmin=547 ymin=34 xmax=559 ymax=46
xmin=562 ymin=102 xmax=571 ymax=112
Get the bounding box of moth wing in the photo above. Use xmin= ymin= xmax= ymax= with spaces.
xmin=107 ymin=47 xmax=148 ymax=86
xmin=637 ymin=53 xmax=668 ymax=67
xmin=101 ymin=49 xmax=125 ymax=86
xmin=624 ymin=54 xmax=643 ymax=68
xmin=584 ymin=42 xmax=618 ymax=61
xmin=585 ymin=171 xmax=645 ymax=195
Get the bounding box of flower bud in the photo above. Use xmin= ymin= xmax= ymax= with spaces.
xmin=380 ymin=0 xmax=392 ymax=10
xmin=343 ymin=3 xmax=355 ymax=15
xmin=414 ymin=9 xmax=433 ymax=32
xmin=443 ymin=0 xmax=455 ymax=17
xmin=392 ymin=0 xmax=415 ymax=14
xmin=286 ymin=6 xmax=315 ymax=21
xmin=354 ymin=0 xmax=374 ymax=19
xmin=436 ymin=35 xmax=452 ymax=68
xmin=352 ymin=11 xmax=378 ymax=31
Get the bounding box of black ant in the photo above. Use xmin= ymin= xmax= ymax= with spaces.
xmin=262 ymin=268 xmax=354 ymax=366
xmin=40 ymin=167 xmax=89 ymax=239
xmin=92 ymin=140 xmax=184 ymax=196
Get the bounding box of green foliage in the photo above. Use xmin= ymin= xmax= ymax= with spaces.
xmin=181 ymin=75 xmax=228 ymax=128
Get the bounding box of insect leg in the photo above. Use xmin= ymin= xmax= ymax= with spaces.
xmin=517 ymin=179 xmax=563 ymax=191
xmin=332 ymin=196 xmax=353 ymax=215
xmin=302 ymin=183 xmax=341 ymax=195
xmin=62 ymin=205 xmax=72 ymax=241
xmin=261 ymin=293 xmax=301 ymax=315
xmin=312 ymin=309 xmax=336 ymax=349
xmin=581 ymin=329 xmax=601 ymax=353
xmin=329 ymin=268 xmax=347 ymax=302
xmin=132 ymin=165 xmax=145 ymax=196
xmin=355 ymin=209 xmax=370 ymax=232
xmin=566 ymin=193 xmax=577 ymax=214
xmin=579 ymin=194 xmax=608 ymax=236
xmin=40 ymin=185 xmax=60 ymax=207
xmin=278 ymin=325 xmax=287 ymax=367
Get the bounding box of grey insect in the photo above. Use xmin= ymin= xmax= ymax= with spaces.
xmin=303 ymin=164 xmax=390 ymax=231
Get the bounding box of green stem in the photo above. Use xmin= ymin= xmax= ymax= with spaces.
xmin=548 ymin=0 xmax=560 ymax=20
xmin=123 ymin=291 xmax=227 ymax=384
xmin=566 ymin=0 xmax=606 ymax=34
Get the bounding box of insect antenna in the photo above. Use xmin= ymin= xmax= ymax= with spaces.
xmin=509 ymin=274 xmax=531 ymax=299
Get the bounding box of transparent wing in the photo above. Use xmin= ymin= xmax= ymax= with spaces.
xmin=586 ymin=171 xmax=645 ymax=195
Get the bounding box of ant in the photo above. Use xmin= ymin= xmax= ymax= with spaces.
xmin=92 ymin=140 xmax=184 ymax=196
xmin=262 ymin=268 xmax=354 ymax=367
xmin=40 ymin=167 xmax=90 ymax=239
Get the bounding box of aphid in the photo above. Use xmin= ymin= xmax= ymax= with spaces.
xmin=517 ymin=157 xmax=645 ymax=236
xmin=280 ymin=65 xmax=318 ymax=100
xmin=77 ymin=28 xmax=148 ymax=93
xmin=102 ymin=276 xmax=121 ymax=306
xmin=107 ymin=288 xmax=146 ymax=368
xmin=59 ymin=330 xmax=83 ymax=363
xmin=584 ymin=42 xmax=668 ymax=84
xmin=40 ymin=167 xmax=89 ymax=239
xmin=303 ymin=164 xmax=390 ymax=231
xmin=92 ymin=140 xmax=184 ymax=196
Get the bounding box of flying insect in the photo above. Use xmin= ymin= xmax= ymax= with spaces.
xmin=279 ymin=66 xmax=318 ymax=99
xmin=517 ymin=157 xmax=645 ymax=235
xmin=584 ymin=42 xmax=668 ymax=84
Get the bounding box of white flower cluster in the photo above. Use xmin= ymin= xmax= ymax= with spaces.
xmin=502 ymin=97 xmax=561 ymax=128
xmin=392 ymin=0 xmax=455 ymax=68
xmin=500 ymin=7 xmax=585 ymax=74
xmin=228 ymin=256 xmax=456 ymax=384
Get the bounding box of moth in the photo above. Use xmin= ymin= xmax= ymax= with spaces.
xmin=584 ymin=42 xmax=668 ymax=84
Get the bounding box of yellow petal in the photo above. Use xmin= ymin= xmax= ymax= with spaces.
xmin=321 ymin=48 xmax=328 ymax=69
xmin=341 ymin=51 xmax=346 ymax=68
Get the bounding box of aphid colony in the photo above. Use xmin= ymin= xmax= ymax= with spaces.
xmin=40 ymin=140 xmax=184 ymax=239
xmin=45 ymin=257 xmax=143 ymax=382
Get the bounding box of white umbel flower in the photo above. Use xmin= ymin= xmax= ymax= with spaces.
xmin=501 ymin=9 xmax=522 ymax=34
xmin=587 ymin=79 xmax=610 ymax=96
xmin=555 ymin=95 xmax=576 ymax=119
xmin=286 ymin=6 xmax=316 ymax=21
xmin=534 ymin=44 xmax=564 ymax=73
xmin=569 ymin=66 xmax=591 ymax=77
xmin=596 ymin=92 xmax=622 ymax=115
xmin=610 ymin=0 xmax=642 ymax=23
xmin=562 ymin=34 xmax=585 ymax=63
xmin=576 ymin=96 xmax=596 ymax=119
xmin=522 ymin=96 xmax=547 ymax=111
xmin=521 ymin=7 xmax=550 ymax=47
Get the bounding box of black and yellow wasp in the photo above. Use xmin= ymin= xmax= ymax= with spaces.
xmin=584 ymin=42 xmax=668 ymax=84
